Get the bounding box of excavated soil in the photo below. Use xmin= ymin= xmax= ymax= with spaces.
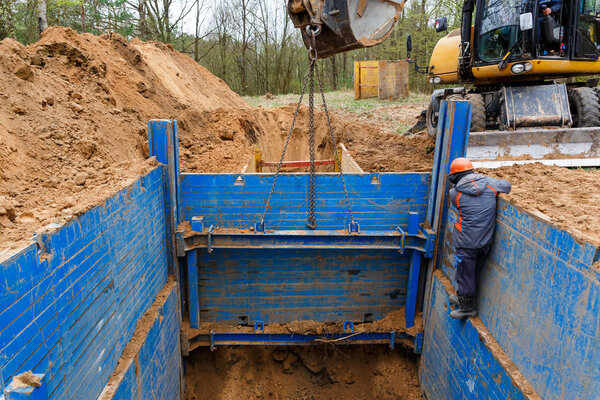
xmin=484 ymin=164 xmax=600 ymax=246
xmin=184 ymin=346 xmax=422 ymax=400
xmin=1 ymin=26 xmax=598 ymax=257
xmin=0 ymin=27 xmax=433 ymax=258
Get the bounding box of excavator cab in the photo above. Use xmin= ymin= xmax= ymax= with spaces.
xmin=425 ymin=0 xmax=600 ymax=136
xmin=287 ymin=0 xmax=407 ymax=58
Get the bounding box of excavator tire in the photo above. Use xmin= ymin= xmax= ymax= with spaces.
xmin=465 ymin=93 xmax=486 ymax=132
xmin=426 ymin=93 xmax=486 ymax=138
xmin=426 ymin=101 xmax=437 ymax=138
xmin=568 ymin=87 xmax=600 ymax=127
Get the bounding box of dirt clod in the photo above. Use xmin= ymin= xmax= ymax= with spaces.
xmin=11 ymin=371 xmax=42 ymax=389
xmin=14 ymin=62 xmax=32 ymax=80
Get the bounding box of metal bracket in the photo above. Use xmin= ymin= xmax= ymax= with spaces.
xmin=254 ymin=221 xmax=265 ymax=233
xmin=207 ymin=225 xmax=214 ymax=254
xmin=343 ymin=320 xmax=354 ymax=332
xmin=413 ymin=332 xmax=424 ymax=354
xmin=390 ymin=331 xmax=396 ymax=350
xmin=175 ymin=229 xmax=185 ymax=258
xmin=254 ymin=321 xmax=265 ymax=333
xmin=348 ymin=221 xmax=360 ymax=234
xmin=420 ymin=227 xmax=436 ymax=258
xmin=210 ymin=331 xmax=216 ymax=351
xmin=396 ymin=226 xmax=406 ymax=254
xmin=191 ymin=216 xmax=205 ymax=232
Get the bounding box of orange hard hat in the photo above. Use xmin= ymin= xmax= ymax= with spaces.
xmin=450 ymin=157 xmax=474 ymax=175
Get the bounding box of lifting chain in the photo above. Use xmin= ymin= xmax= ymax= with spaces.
xmin=259 ymin=24 xmax=355 ymax=231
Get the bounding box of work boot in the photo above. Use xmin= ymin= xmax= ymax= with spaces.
xmin=450 ymin=295 xmax=477 ymax=319
xmin=449 ymin=294 xmax=459 ymax=308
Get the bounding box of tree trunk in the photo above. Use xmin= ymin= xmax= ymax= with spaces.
xmin=38 ymin=0 xmax=48 ymax=34
xmin=80 ymin=3 xmax=86 ymax=31
xmin=331 ymin=56 xmax=338 ymax=91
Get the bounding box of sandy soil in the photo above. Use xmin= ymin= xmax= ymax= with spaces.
xmin=0 ymin=27 xmax=433 ymax=258
xmin=1 ymin=26 xmax=598 ymax=259
xmin=185 ymin=309 xmax=423 ymax=339
xmin=484 ymin=164 xmax=600 ymax=246
xmin=184 ymin=346 xmax=422 ymax=400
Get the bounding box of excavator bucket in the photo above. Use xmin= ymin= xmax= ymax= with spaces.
xmin=467 ymin=128 xmax=600 ymax=168
xmin=287 ymin=0 xmax=406 ymax=58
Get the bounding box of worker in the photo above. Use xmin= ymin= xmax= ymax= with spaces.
xmin=541 ymin=0 xmax=561 ymax=16
xmin=447 ymin=158 xmax=511 ymax=319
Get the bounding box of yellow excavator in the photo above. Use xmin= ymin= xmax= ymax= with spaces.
xmin=421 ymin=0 xmax=600 ymax=136
xmin=287 ymin=0 xmax=600 ymax=167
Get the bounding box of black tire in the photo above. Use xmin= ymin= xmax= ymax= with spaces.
xmin=426 ymin=101 xmax=437 ymax=138
xmin=465 ymin=93 xmax=486 ymax=132
xmin=568 ymin=87 xmax=600 ymax=127
xmin=426 ymin=93 xmax=487 ymax=137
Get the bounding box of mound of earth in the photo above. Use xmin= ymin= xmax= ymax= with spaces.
xmin=0 ymin=27 xmax=434 ymax=257
xmin=485 ymin=164 xmax=600 ymax=246
xmin=0 ymin=27 xmax=247 ymax=256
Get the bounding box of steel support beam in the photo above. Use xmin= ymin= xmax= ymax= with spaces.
xmin=178 ymin=228 xmax=435 ymax=256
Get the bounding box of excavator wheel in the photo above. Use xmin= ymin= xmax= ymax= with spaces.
xmin=427 ymin=94 xmax=486 ymax=137
xmin=465 ymin=93 xmax=486 ymax=132
xmin=426 ymin=101 xmax=437 ymax=138
xmin=568 ymin=87 xmax=600 ymax=127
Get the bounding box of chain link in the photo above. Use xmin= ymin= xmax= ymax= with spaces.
xmin=259 ymin=67 xmax=311 ymax=227
xmin=306 ymin=58 xmax=317 ymax=229
xmin=314 ymin=61 xmax=355 ymax=224
xmin=259 ymin=25 xmax=355 ymax=230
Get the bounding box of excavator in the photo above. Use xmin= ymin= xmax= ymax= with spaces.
xmin=423 ymin=0 xmax=600 ymax=136
xmin=287 ymin=0 xmax=600 ymax=167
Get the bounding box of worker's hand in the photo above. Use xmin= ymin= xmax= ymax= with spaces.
xmin=543 ymin=7 xmax=552 ymax=15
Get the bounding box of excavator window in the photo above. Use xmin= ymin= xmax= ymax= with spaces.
xmin=574 ymin=0 xmax=600 ymax=58
xmin=477 ymin=0 xmax=529 ymax=61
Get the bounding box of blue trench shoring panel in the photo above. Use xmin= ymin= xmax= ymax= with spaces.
xmin=177 ymin=173 xmax=435 ymax=350
xmin=142 ymin=121 xmax=441 ymax=350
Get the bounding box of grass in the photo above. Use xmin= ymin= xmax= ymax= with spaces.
xmin=243 ymin=89 xmax=429 ymax=113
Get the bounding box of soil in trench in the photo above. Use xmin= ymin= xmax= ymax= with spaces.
xmin=184 ymin=345 xmax=422 ymax=400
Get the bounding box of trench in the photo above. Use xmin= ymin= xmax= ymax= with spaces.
xmin=181 ymin=119 xmax=425 ymax=399
xmin=184 ymin=345 xmax=422 ymax=400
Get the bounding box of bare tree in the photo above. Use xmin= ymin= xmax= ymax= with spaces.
xmin=146 ymin=0 xmax=194 ymax=42
xmin=37 ymin=0 xmax=48 ymax=33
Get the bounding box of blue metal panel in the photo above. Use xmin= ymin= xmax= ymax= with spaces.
xmin=105 ymin=283 xmax=182 ymax=400
xmin=181 ymin=173 xmax=430 ymax=231
xmin=420 ymin=273 xmax=535 ymax=400
xmin=195 ymin=247 xmax=411 ymax=324
xmin=181 ymin=172 xmax=431 ymax=327
xmin=0 ymin=168 xmax=170 ymax=400
xmin=464 ymin=199 xmax=599 ymax=400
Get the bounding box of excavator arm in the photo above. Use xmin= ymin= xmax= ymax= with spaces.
xmin=287 ymin=0 xmax=408 ymax=58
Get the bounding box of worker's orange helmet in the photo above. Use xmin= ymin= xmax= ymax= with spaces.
xmin=450 ymin=157 xmax=474 ymax=175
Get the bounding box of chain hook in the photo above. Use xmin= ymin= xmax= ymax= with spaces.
xmin=306 ymin=25 xmax=321 ymax=61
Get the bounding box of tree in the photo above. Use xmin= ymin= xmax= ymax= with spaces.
xmin=38 ymin=0 xmax=48 ymax=33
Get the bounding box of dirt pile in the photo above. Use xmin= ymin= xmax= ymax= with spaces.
xmin=0 ymin=26 xmax=247 ymax=256
xmin=179 ymin=105 xmax=435 ymax=174
xmin=484 ymin=164 xmax=600 ymax=246
xmin=0 ymin=27 xmax=434 ymax=256
xmin=184 ymin=346 xmax=422 ymax=400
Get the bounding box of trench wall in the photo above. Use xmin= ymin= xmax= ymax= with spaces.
xmin=181 ymin=173 xmax=430 ymax=324
xmin=0 ymin=167 xmax=175 ymax=400
xmin=422 ymin=198 xmax=600 ymax=399
xmin=99 ymin=282 xmax=182 ymax=400
xmin=420 ymin=272 xmax=534 ymax=400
